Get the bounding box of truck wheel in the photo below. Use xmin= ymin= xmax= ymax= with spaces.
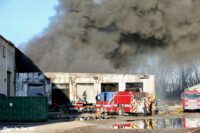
xmin=118 ymin=108 xmax=124 ymax=116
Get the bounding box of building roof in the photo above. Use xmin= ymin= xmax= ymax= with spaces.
xmin=0 ymin=34 xmax=15 ymax=48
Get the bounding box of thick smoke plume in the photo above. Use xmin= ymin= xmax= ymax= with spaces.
xmin=24 ymin=0 xmax=200 ymax=99
xmin=25 ymin=0 xmax=200 ymax=73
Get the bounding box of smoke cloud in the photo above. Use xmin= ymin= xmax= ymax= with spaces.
xmin=25 ymin=0 xmax=200 ymax=73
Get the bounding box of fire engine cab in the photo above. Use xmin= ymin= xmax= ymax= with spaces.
xmin=96 ymin=91 xmax=152 ymax=115
xmin=182 ymin=90 xmax=200 ymax=111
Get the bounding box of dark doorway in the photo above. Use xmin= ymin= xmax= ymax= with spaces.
xmin=126 ymin=82 xmax=143 ymax=92
xmin=7 ymin=71 xmax=11 ymax=96
xmin=101 ymin=83 xmax=118 ymax=92
xmin=52 ymin=84 xmax=70 ymax=105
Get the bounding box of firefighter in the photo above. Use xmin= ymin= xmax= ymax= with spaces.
xmin=83 ymin=91 xmax=87 ymax=103
xmin=143 ymin=98 xmax=147 ymax=116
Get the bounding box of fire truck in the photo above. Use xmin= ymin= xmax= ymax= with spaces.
xmin=96 ymin=91 xmax=154 ymax=115
xmin=182 ymin=90 xmax=200 ymax=111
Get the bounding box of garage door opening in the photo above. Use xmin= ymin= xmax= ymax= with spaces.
xmin=101 ymin=83 xmax=118 ymax=92
xmin=126 ymin=82 xmax=143 ymax=92
xmin=52 ymin=84 xmax=70 ymax=105
xmin=76 ymin=83 xmax=95 ymax=103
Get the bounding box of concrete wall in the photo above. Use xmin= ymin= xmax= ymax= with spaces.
xmin=0 ymin=37 xmax=15 ymax=96
xmin=16 ymin=72 xmax=155 ymax=104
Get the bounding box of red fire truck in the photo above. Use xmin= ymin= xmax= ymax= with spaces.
xmin=96 ymin=91 xmax=152 ymax=115
xmin=182 ymin=90 xmax=200 ymax=111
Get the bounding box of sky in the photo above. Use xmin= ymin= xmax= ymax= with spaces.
xmin=0 ymin=0 xmax=58 ymax=47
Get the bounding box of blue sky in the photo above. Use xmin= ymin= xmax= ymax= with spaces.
xmin=0 ymin=0 xmax=58 ymax=47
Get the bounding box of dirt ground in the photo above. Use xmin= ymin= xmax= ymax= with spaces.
xmin=0 ymin=113 xmax=200 ymax=133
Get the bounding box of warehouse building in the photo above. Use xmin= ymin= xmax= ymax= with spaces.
xmin=0 ymin=35 xmax=16 ymax=96
xmin=16 ymin=73 xmax=155 ymax=105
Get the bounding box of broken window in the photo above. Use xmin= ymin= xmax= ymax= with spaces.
xmin=28 ymin=84 xmax=45 ymax=96
xmin=126 ymin=82 xmax=143 ymax=92
xmin=101 ymin=83 xmax=118 ymax=92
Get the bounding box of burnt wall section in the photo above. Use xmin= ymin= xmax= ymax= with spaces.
xmin=16 ymin=73 xmax=52 ymax=104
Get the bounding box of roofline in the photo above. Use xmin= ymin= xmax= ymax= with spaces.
xmin=17 ymin=72 xmax=155 ymax=76
xmin=0 ymin=34 xmax=16 ymax=48
xmin=45 ymin=73 xmax=155 ymax=76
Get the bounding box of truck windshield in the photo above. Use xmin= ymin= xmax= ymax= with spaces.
xmin=184 ymin=94 xmax=200 ymax=99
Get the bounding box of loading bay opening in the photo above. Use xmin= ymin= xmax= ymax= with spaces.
xmin=126 ymin=82 xmax=143 ymax=92
xmin=52 ymin=84 xmax=70 ymax=105
xmin=101 ymin=83 xmax=119 ymax=92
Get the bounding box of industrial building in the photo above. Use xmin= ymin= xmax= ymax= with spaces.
xmin=0 ymin=35 xmax=40 ymax=96
xmin=16 ymin=73 xmax=155 ymax=105
xmin=0 ymin=35 xmax=16 ymax=96
xmin=0 ymin=35 xmax=156 ymax=106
